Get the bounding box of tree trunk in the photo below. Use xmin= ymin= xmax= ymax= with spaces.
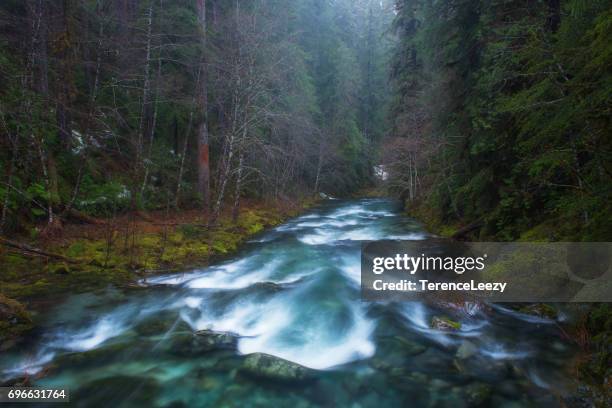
xmin=175 ymin=67 xmax=201 ymax=208
xmin=137 ymin=3 xmax=154 ymax=167
xmin=196 ymin=0 xmax=211 ymax=211
xmin=141 ymin=30 xmax=163 ymax=198
xmin=0 ymin=119 xmax=17 ymax=234
xmin=232 ymin=150 xmax=245 ymax=222
xmin=211 ymin=89 xmax=239 ymax=224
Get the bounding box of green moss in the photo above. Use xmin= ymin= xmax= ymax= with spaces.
xmin=431 ymin=316 xmax=461 ymax=330
xmin=0 ymin=294 xmax=33 ymax=345
xmin=210 ymin=230 xmax=241 ymax=254
xmin=577 ymin=304 xmax=612 ymax=385
xmin=517 ymin=303 xmax=557 ymax=319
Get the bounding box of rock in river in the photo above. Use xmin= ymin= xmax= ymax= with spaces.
xmin=431 ymin=316 xmax=461 ymax=331
xmin=167 ymin=329 xmax=239 ymax=356
xmin=456 ymin=340 xmax=478 ymax=359
xmin=194 ymin=329 xmax=240 ymax=350
xmin=240 ymin=353 xmax=316 ymax=382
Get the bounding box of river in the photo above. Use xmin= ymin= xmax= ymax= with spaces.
xmin=0 ymin=199 xmax=576 ymax=407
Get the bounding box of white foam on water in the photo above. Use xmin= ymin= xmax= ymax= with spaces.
xmin=339 ymin=258 xmax=362 ymax=285
xmin=187 ymin=258 xmax=282 ymax=290
xmin=385 ymin=232 xmax=428 ymax=240
xmin=183 ymin=298 xmax=290 ymax=338
xmin=399 ymin=303 xmax=461 ymax=347
xmin=183 ymin=297 xmax=203 ymax=309
xmin=297 ymin=229 xmax=338 ymax=245
xmin=237 ymin=305 xmax=376 ymax=370
xmin=340 ymin=228 xmax=377 ymax=241
xmin=145 ymin=274 xmax=195 ymax=286
xmin=331 ymin=205 xmax=364 ymax=218
xmin=480 ymin=344 xmax=531 ymax=360
xmin=1 ymin=351 xmax=55 ymax=379
xmin=58 ymin=316 xmax=128 ymax=352
xmin=491 ymin=304 xmax=556 ymax=324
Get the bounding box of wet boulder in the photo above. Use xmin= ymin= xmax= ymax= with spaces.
xmin=250 ymin=281 xmax=285 ymax=293
xmin=194 ymin=329 xmax=239 ymax=350
xmin=0 ymin=294 xmax=32 ymax=350
xmin=456 ymin=340 xmax=478 ymax=359
xmin=240 ymin=353 xmax=316 ymax=382
xmin=516 ymin=303 xmax=557 ymax=320
xmin=166 ymin=329 xmax=239 ymax=356
xmin=431 ymin=316 xmax=461 ymax=331
xmin=134 ymin=315 xmax=192 ymax=337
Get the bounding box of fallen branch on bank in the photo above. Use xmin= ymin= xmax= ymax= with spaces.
xmin=0 ymin=237 xmax=81 ymax=264
xmin=451 ymin=219 xmax=484 ymax=240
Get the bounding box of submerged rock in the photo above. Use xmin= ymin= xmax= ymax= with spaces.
xmin=393 ymin=336 xmax=428 ymax=356
xmin=251 ymin=281 xmax=284 ymax=292
xmin=240 ymin=353 xmax=316 ymax=382
xmin=134 ymin=315 xmax=192 ymax=337
xmin=456 ymin=340 xmax=478 ymax=359
xmin=463 ymin=382 xmax=492 ymax=406
xmin=431 ymin=316 xmax=461 ymax=331
xmin=516 ymin=303 xmax=557 ymax=320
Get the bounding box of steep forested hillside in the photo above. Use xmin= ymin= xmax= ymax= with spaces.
xmin=0 ymin=0 xmax=394 ymax=235
xmin=388 ymin=0 xmax=611 ymax=241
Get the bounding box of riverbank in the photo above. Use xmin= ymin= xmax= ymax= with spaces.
xmin=403 ymin=197 xmax=611 ymax=407
xmin=0 ymin=197 xmax=317 ymax=349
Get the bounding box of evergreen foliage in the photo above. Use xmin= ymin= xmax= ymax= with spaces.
xmin=390 ymin=0 xmax=612 ymax=240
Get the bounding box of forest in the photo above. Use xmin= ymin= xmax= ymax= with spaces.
xmin=388 ymin=0 xmax=611 ymax=241
xmin=0 ymin=0 xmax=393 ymax=234
xmin=0 ymin=0 xmax=610 ymax=407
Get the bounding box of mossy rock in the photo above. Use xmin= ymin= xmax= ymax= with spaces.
xmin=0 ymin=294 xmax=31 ymax=323
xmin=517 ymin=303 xmax=557 ymax=320
xmin=240 ymin=353 xmax=316 ymax=383
xmin=165 ymin=330 xmax=238 ymax=356
xmin=0 ymin=294 xmax=33 ymax=348
xmin=194 ymin=329 xmax=239 ymax=350
xmin=456 ymin=340 xmax=478 ymax=359
xmin=431 ymin=316 xmax=461 ymax=331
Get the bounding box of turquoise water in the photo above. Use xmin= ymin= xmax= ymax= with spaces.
xmin=1 ymin=199 xmax=576 ymax=407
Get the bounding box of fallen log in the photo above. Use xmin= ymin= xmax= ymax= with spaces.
xmin=451 ymin=219 xmax=484 ymax=240
xmin=0 ymin=237 xmax=81 ymax=264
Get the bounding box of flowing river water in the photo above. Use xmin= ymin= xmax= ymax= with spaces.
xmin=1 ymin=199 xmax=577 ymax=407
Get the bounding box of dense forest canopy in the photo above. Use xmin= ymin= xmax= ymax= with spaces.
xmin=0 ymin=0 xmax=395 ymax=234
xmin=1 ymin=0 xmax=610 ymax=242
xmin=388 ymin=0 xmax=612 ymax=240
